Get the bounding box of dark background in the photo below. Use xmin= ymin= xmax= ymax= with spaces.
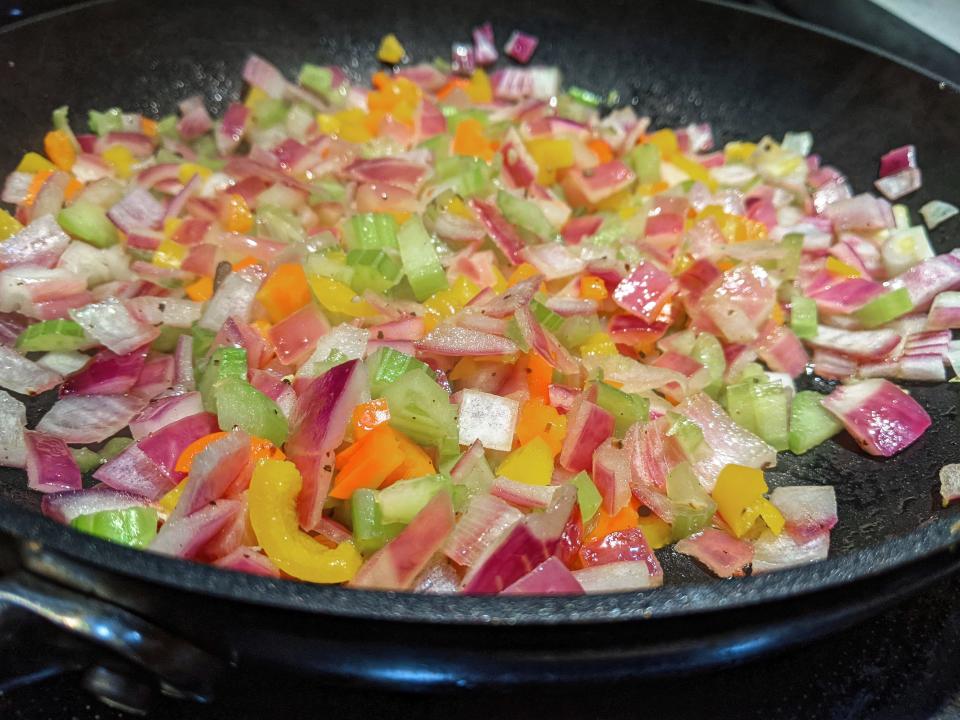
xmin=1 ymin=1 xmax=959 ymax=718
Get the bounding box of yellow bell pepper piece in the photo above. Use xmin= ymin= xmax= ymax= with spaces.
xmin=758 ymin=498 xmax=785 ymax=536
xmin=497 ymin=436 xmax=554 ymax=486
xmin=220 ymin=193 xmax=254 ymax=234
xmin=102 ymin=145 xmax=135 ymax=179
xmin=506 ymin=262 xmax=540 ymax=287
xmin=580 ymin=275 xmax=608 ymax=301
xmin=158 ymin=478 xmax=188 ymax=515
xmin=825 ymin=256 xmax=861 ymax=278
xmin=153 ymin=237 xmax=187 ymax=269
xmin=646 ymin=129 xmax=679 ymax=158
xmin=315 ymin=113 xmax=341 ymax=135
xmin=377 ymin=33 xmax=406 ymax=64
xmin=712 ymin=464 xmax=771 ymax=538
xmin=250 ymin=460 xmax=363 ymax=583
xmin=525 ymin=139 xmax=574 ymax=186
xmin=244 ymin=86 xmax=268 ymax=109
xmin=724 ymin=141 xmax=757 ymax=163
xmin=491 ymin=267 xmax=508 ymax=294
xmin=423 ymin=275 xmax=480 ymax=328
xmin=696 ymin=206 xmax=767 ymax=243
xmin=307 ymin=274 xmax=378 ymax=318
xmin=670 ymin=154 xmax=717 ymax=192
xmin=580 ymin=332 xmax=619 ymax=359
xmin=16 ymin=152 xmax=56 ymax=173
xmin=637 ymin=513 xmax=672 ymax=550
xmin=178 ymin=162 xmax=212 ymax=184
xmin=0 ymin=209 xmax=23 ymax=241
xmin=467 ymin=68 xmax=493 ymax=104
xmin=333 ymin=109 xmax=373 ymax=143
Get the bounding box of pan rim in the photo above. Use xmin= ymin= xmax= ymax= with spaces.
xmin=0 ymin=0 xmax=959 ymax=625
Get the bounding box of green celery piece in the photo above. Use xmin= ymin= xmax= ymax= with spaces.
xmin=344 ymin=212 xmax=398 ymax=251
xmin=58 ymin=201 xmax=119 ymax=248
xmin=419 ymin=133 xmax=452 ymax=162
xmin=724 ymin=380 xmax=758 ymax=434
xmin=100 ymin=437 xmax=134 ymax=461
xmin=778 ymin=233 xmax=804 ymax=280
xmin=311 ymin=349 xmax=350 ymax=377
xmin=854 ymin=288 xmax=913 ymax=328
xmin=666 ymin=463 xmax=716 ymax=541
xmin=88 ymin=108 xmax=123 ymax=136
xmin=557 ymin=314 xmax=602 ymax=349
xmin=444 ymin=108 xmax=488 ymax=131
xmin=16 ymin=319 xmax=88 ymax=352
xmin=191 ymin=325 xmax=217 ymax=366
xmin=665 ymin=413 xmax=706 ymax=460
xmin=256 ymin=205 xmax=305 ymax=244
xmin=199 ymin=346 xmax=248 ymax=412
xmin=381 ymin=368 xmax=457 ymax=447
xmin=530 ymin=298 xmax=564 ymax=333
xmin=690 ymin=332 xmax=726 ymax=398
xmin=627 ymin=144 xmax=661 ymax=184
xmin=589 ymin=217 xmax=625 ymax=247
xmin=377 ymin=475 xmax=452 ymax=525
xmin=571 ymin=471 xmax=602 ymax=522
xmin=592 ymin=381 xmax=649 ymax=437
xmin=567 ymin=86 xmax=602 ymax=108
xmin=434 ymin=156 xmax=492 ymax=197
xmin=71 ymin=447 xmax=102 ymax=474
xmin=72 ymin=507 xmax=158 ymax=548
xmin=670 ymin=502 xmax=716 ymax=542
xmin=346 ymin=249 xmax=403 ymax=294
xmin=451 ymin=451 xmax=495 ymax=498
xmin=366 ymin=347 xmax=429 ymax=398
xmin=151 ymin=326 xmax=187 ymax=353
xmin=789 ymin=390 xmax=843 ymax=455
xmin=155 ymin=115 xmax=179 ymax=139
xmin=396 ymin=216 xmax=448 ymax=301
xmin=497 ymin=189 xmax=554 ymax=240
xmin=299 ymin=64 xmax=333 ymax=95
xmin=252 ymin=98 xmax=289 ymax=128
xmin=52 ymin=106 xmax=74 ymax=136
xmin=309 ymin=179 xmax=347 ymax=204
xmin=215 ymin=378 xmax=288 ymax=446
xmin=351 ymin=489 xmax=404 ymax=555
xmin=305 ymin=251 xmax=354 ymax=286
xmin=504 ymin=317 xmax=530 ymax=352
xmin=790 ymin=295 xmax=819 ymax=339
xmin=751 ymin=382 xmax=790 ymax=451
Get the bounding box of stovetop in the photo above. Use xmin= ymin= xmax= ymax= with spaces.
xmin=2 ymin=1 xmax=960 ymax=718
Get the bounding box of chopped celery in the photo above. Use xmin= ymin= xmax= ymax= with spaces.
xmin=351 ymin=489 xmax=404 ymax=555
xmin=366 ymin=346 xmax=430 ymax=397
xmin=751 ymin=382 xmax=790 ymax=451
xmin=88 ymin=108 xmax=123 ymax=136
xmin=71 ymin=447 xmax=102 ymax=474
xmin=396 ymin=216 xmax=448 ymax=301
xmin=58 ymin=201 xmax=119 ymax=248
xmin=419 ymin=133 xmax=452 ymax=162
xmin=309 ymin=179 xmax=347 ymax=204
xmin=504 ymin=317 xmax=530 ymax=352
xmin=589 ymin=217 xmax=625 ymax=247
xmin=256 ymin=205 xmax=305 ymax=244
xmin=346 ymin=249 xmax=403 ymax=294
xmin=790 ymin=295 xmax=818 ymax=339
xmin=151 ymin=326 xmax=188 ymax=353
xmin=789 ymin=390 xmax=843 ymax=455
xmin=191 ymin=325 xmax=217 ymax=366
xmin=854 ymin=287 xmax=912 ymax=328
xmin=451 ymin=451 xmax=495 ymax=498
xmin=724 ymin=380 xmax=758 ymax=434
xmin=567 ymin=86 xmax=602 ymax=108
xmin=690 ymin=333 xmax=726 ymax=398
xmin=199 ymin=346 xmax=248 ymax=412
xmin=496 ymin=189 xmax=554 ymax=240
xmin=557 ymin=314 xmax=602 ymax=349
xmin=778 ymin=233 xmax=804 ymax=280
xmin=530 ymin=298 xmax=565 ymax=333
xmin=381 ymin=368 xmax=457 ymax=447
xmin=72 ymin=507 xmax=158 ymax=548
xmin=16 ymin=319 xmax=88 ymax=352
xmin=215 ymin=377 xmax=289 ymax=446
xmin=443 ymin=107 xmax=488 ymax=131
xmin=627 ymin=144 xmax=661 ymax=184
xmin=591 ymin=381 xmax=649 ymax=436
xmin=434 ymin=156 xmax=492 ymax=197
xmin=377 ymin=474 xmax=452 ymax=525
xmin=666 ymin=463 xmax=716 ymax=541
xmin=252 ymin=98 xmax=289 ymax=128
xmin=299 ymin=64 xmax=333 ymax=95
xmin=155 ymin=115 xmax=178 ymax=139
xmin=305 ymin=250 xmax=354 ymax=286
xmin=571 ymin=471 xmax=602 ymax=522
xmin=665 ymin=413 xmax=706 ymax=460
xmin=100 ymin=437 xmax=134 ymax=461
xmin=52 ymin=106 xmax=74 ymax=135
xmin=344 ymin=212 xmax=398 ymax=251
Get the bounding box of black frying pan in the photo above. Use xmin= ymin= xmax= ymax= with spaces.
xmin=2 ymin=0 xmax=960 ymax=704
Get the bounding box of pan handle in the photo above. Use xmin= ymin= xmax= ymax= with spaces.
xmin=0 ymin=570 xmax=224 ymax=711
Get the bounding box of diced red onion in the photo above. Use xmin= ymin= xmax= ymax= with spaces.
xmin=0 ymin=345 xmax=63 ymax=396
xmin=886 ymin=253 xmax=960 ymax=311
xmin=472 ymin=273 xmax=542 ymax=317
xmin=0 ymin=390 xmax=26 ymax=468
xmin=755 ymin=324 xmax=808 ymax=377
xmin=24 ymin=430 xmax=80 ymax=493
xmin=176 ymin=96 xmax=213 ymax=141
xmin=198 ymin=265 xmax=266 ymax=331
xmin=822 ymin=378 xmax=930 ymax=457
xmin=558 ymin=397 xmax=614 ymax=472
xmin=878 ymin=145 xmax=917 ymax=178
xmin=579 ymin=527 xmax=662 ymax=580
xmin=99 ymin=132 xmax=155 ymax=158
xmin=92 ymin=442 xmax=175 ymax=500
xmin=675 ymin=528 xmax=753 ymax=578
xmin=345 ymin=157 xmax=429 ymax=191
xmin=805 ymin=325 xmax=901 ymax=360
xmin=926 ymin=292 xmax=960 ymax=330
xmin=769 ymin=485 xmax=837 ymax=543
xmin=451 ymin=43 xmax=475 ymax=76
xmin=563 ymin=161 xmax=636 ymax=205
xmin=469 ymin=199 xmax=525 ymax=264
xmin=939 ymin=464 xmax=960 ymax=507
xmin=128 ymin=392 xmax=205 ymax=440
xmin=501 ymin=556 xmax=583 ymax=595
xmin=269 ymin=303 xmax=330 ymax=366
xmin=69 ymin=298 xmax=160 ymax=355
xmin=444 ymin=493 xmax=523 ymax=567
xmin=809 ymin=277 xmax=884 ymax=314
xmin=107 ymin=187 xmax=166 ymax=232
xmin=168 ymin=429 xmax=250 ymax=521
xmin=471 ymin=22 xmax=498 ymax=65
xmin=491 ymin=475 xmax=559 ymax=509
xmin=875 ymin=169 xmax=921 ymax=201
xmin=920 ymin=200 xmax=958 ymax=230
xmin=504 ymin=30 xmax=539 ymax=63
xmin=214 ymin=546 xmax=280 ymax=577
xmin=37 ymin=393 xmax=146 ymax=444
xmin=41 ymin=484 xmax=151 ymax=523
xmin=489 ymin=67 xmax=560 ymax=101
xmin=571 ymin=561 xmax=658 ymax=592
xmin=591 ymin=439 xmax=632 ymax=515
xmin=243 ymin=55 xmax=288 ymax=98
xmin=0 ymin=215 xmax=71 ymax=269
xmin=521 ymin=243 xmax=584 ymax=279
xmin=821 ymin=194 xmax=894 ymax=232
xmin=751 ymin=530 xmax=829 ymax=573
xmin=60 ymin=347 xmax=147 ymax=397
xmin=150 ymin=499 xmax=242 ymax=559
xmin=417 ymin=325 xmax=518 ymax=357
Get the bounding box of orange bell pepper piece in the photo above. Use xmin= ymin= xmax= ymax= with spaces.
xmin=585 ymin=504 xmax=640 ymax=544
xmin=256 ymin=263 xmax=312 ymax=323
xmin=330 ymin=424 xmax=405 ymax=499
xmin=141 ymin=117 xmax=158 ymax=137
xmin=44 ymin=130 xmax=76 ymax=171
xmin=220 ymin=193 xmax=254 ymax=234
xmin=515 ymin=398 xmax=567 ymax=455
xmin=186 ymin=276 xmax=214 ymax=302
xmin=23 ymin=169 xmax=54 ymax=207
xmin=586 ymin=139 xmax=614 ymax=164
xmin=453 ymin=118 xmax=494 ymax=161
xmin=506 ymin=262 xmax=540 ymax=287
xmin=383 ymin=433 xmax=436 ymax=487
xmin=526 ymin=352 xmax=553 ymax=404
xmin=351 ymin=398 xmax=391 ymax=441
xmin=174 ymin=432 xmax=284 ymax=474
xmin=63 ymin=176 xmax=84 ymax=201
xmin=580 ymin=275 xmax=608 ymax=301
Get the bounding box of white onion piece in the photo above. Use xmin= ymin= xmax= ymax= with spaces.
xmin=127 ymin=296 xmax=202 ymax=329
xmin=0 ymin=390 xmax=26 ymax=468
xmin=571 ymin=561 xmax=659 ymax=592
xmin=58 ymin=242 xmax=131 ymax=287
xmin=751 ymin=530 xmax=830 ymax=574
xmin=198 ymin=265 xmax=266 ymax=331
xmin=939 ymin=464 xmax=960 ymax=506
xmin=36 ymin=394 xmax=147 ymax=444
xmin=69 ymin=297 xmax=160 ymax=355
xmin=0 ymin=345 xmax=62 ymax=396
xmin=456 ymin=389 xmax=520 ymax=452
xmin=920 ymin=200 xmax=958 ymax=230
xmin=443 ymin=493 xmax=522 ymax=567
xmin=295 ymin=323 xmax=369 ymax=377
xmin=36 ymin=351 xmax=89 ymax=376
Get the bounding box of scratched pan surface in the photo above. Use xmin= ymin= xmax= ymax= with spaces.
xmin=0 ymin=0 xmax=960 ymax=627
